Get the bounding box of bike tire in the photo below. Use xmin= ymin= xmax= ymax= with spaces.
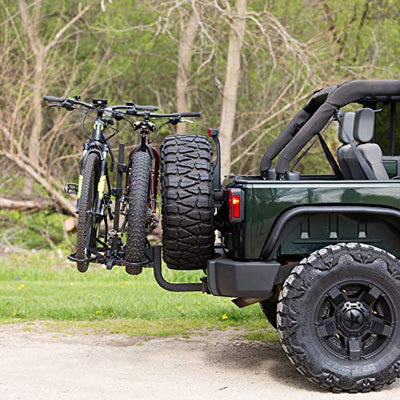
xmin=125 ymin=150 xmax=152 ymax=273
xmin=76 ymin=152 xmax=100 ymax=273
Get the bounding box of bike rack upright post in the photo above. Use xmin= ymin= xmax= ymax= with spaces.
xmin=111 ymin=143 xmax=125 ymax=252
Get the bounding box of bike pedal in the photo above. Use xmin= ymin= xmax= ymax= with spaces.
xmin=64 ymin=183 xmax=78 ymax=195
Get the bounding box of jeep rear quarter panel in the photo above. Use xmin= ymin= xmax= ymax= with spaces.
xmin=226 ymin=178 xmax=400 ymax=262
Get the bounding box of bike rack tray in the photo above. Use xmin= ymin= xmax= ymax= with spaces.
xmin=68 ymin=245 xmax=207 ymax=293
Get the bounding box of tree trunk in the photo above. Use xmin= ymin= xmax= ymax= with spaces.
xmin=19 ymin=0 xmax=45 ymax=195
xmin=176 ymin=10 xmax=199 ymax=134
xmin=219 ymin=0 xmax=247 ymax=178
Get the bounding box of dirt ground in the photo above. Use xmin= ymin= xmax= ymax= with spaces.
xmin=0 ymin=324 xmax=399 ymax=400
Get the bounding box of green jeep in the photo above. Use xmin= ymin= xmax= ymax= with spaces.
xmin=157 ymin=80 xmax=400 ymax=392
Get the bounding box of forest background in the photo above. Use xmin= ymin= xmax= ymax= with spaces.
xmin=0 ymin=0 xmax=399 ymax=247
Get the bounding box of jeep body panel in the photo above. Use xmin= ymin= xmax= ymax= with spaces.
xmin=223 ymin=178 xmax=400 ymax=261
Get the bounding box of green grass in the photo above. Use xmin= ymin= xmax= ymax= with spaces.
xmin=0 ymin=250 xmax=273 ymax=338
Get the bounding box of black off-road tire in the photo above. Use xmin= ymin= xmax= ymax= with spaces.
xmin=125 ymin=150 xmax=152 ymax=274
xmin=277 ymin=243 xmax=400 ymax=393
xmin=160 ymin=134 xmax=214 ymax=270
xmin=76 ymin=152 xmax=100 ymax=273
xmin=260 ymin=301 xmax=277 ymax=329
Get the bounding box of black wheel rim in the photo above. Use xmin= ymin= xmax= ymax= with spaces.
xmin=315 ymin=281 xmax=395 ymax=360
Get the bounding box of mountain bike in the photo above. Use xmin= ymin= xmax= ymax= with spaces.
xmin=122 ymin=110 xmax=201 ymax=275
xmin=43 ymin=95 xmax=157 ymax=272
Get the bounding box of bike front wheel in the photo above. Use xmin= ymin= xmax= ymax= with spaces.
xmin=76 ymin=152 xmax=100 ymax=272
xmin=125 ymin=150 xmax=152 ymax=274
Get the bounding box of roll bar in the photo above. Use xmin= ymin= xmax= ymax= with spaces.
xmin=260 ymin=84 xmax=338 ymax=175
xmin=273 ymin=80 xmax=400 ymax=175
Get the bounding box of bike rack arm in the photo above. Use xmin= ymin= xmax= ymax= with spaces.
xmin=152 ymin=245 xmax=205 ymax=292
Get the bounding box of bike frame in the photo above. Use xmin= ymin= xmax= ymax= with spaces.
xmin=77 ymin=112 xmax=113 ymax=212
xmin=76 ymin=110 xmax=115 ymax=260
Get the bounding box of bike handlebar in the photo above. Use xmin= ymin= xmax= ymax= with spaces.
xmin=110 ymin=104 xmax=158 ymax=112
xmin=43 ymin=96 xmax=201 ymax=125
xmin=43 ymin=96 xmax=158 ymax=113
xmin=43 ymin=96 xmax=95 ymax=110
xmin=129 ymin=111 xmax=201 ymax=118
xmin=177 ymin=112 xmax=201 ymax=118
xmin=43 ymin=95 xmax=65 ymax=102
xmin=136 ymin=105 xmax=158 ymax=111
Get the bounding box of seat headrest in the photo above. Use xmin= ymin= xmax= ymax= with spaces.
xmin=353 ymin=108 xmax=375 ymax=143
xmin=338 ymin=111 xmax=355 ymax=144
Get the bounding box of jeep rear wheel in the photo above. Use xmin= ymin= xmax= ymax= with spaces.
xmin=277 ymin=243 xmax=400 ymax=393
xmin=160 ymin=134 xmax=214 ymax=270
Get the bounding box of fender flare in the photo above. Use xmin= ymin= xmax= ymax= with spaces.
xmin=262 ymin=205 xmax=400 ymax=260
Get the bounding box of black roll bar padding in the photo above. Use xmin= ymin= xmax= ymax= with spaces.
xmin=260 ymin=84 xmax=338 ymax=174
xmin=274 ymin=80 xmax=400 ymax=175
xmin=260 ymin=108 xmax=311 ymax=173
xmin=152 ymin=245 xmax=204 ymax=292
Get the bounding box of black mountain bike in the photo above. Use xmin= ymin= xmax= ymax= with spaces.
xmin=43 ymin=95 xmax=157 ymax=272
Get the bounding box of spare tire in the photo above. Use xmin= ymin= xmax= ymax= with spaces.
xmin=160 ymin=134 xmax=214 ymax=270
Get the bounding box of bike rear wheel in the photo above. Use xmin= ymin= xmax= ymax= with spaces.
xmin=125 ymin=150 xmax=152 ymax=274
xmin=76 ymin=152 xmax=100 ymax=273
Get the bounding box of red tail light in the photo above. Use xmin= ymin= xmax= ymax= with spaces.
xmin=228 ymin=188 xmax=243 ymax=223
xmin=208 ymin=128 xmax=218 ymax=137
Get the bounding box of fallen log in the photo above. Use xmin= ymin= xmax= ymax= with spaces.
xmin=0 ymin=198 xmax=48 ymax=211
xmin=63 ymin=216 xmax=77 ymax=232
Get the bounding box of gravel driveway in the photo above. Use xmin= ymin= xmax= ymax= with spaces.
xmin=0 ymin=324 xmax=399 ymax=400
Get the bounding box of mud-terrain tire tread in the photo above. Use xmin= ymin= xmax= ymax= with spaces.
xmin=125 ymin=150 xmax=152 ymax=267
xmin=277 ymin=242 xmax=400 ymax=393
xmin=160 ymin=134 xmax=214 ymax=270
xmin=76 ymin=152 xmax=100 ymax=273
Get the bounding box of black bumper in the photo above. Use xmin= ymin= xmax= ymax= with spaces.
xmin=207 ymin=250 xmax=281 ymax=298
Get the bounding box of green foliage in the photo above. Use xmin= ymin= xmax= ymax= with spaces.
xmin=0 ymin=210 xmax=69 ymax=250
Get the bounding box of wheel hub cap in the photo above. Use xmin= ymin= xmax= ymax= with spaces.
xmin=343 ymin=309 xmax=364 ymax=330
xmin=338 ymin=301 xmax=370 ymax=333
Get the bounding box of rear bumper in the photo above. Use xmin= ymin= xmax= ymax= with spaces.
xmin=207 ymin=249 xmax=281 ymax=298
